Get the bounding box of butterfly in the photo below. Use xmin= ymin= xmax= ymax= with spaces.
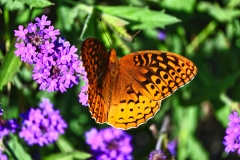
xmin=81 ymin=38 xmax=197 ymax=130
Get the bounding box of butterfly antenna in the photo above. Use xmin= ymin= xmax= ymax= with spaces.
xmin=99 ymin=18 xmax=113 ymax=49
xmin=116 ymin=30 xmax=141 ymax=51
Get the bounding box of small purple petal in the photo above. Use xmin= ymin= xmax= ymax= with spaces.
xmin=35 ymin=15 xmax=51 ymax=30
xmin=27 ymin=22 xmax=37 ymax=33
xmin=14 ymin=25 xmax=28 ymax=41
xmin=44 ymin=26 xmax=60 ymax=41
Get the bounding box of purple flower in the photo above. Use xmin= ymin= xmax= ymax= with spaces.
xmin=14 ymin=15 xmax=81 ymax=92
xmin=223 ymin=111 xmax=240 ymax=154
xmin=19 ymin=98 xmax=67 ymax=146
xmin=149 ymin=150 xmax=167 ymax=160
xmin=35 ymin=15 xmax=51 ymax=30
xmin=0 ymin=118 xmax=19 ymax=138
xmin=78 ymin=60 xmax=88 ymax=106
xmin=79 ymin=86 xmax=88 ymax=106
xmin=85 ymin=127 xmax=132 ymax=160
xmin=157 ymin=30 xmax=166 ymax=41
xmin=44 ymin=26 xmax=60 ymax=41
xmin=14 ymin=25 xmax=28 ymax=41
xmin=0 ymin=107 xmax=19 ymax=138
xmin=167 ymin=140 xmax=177 ymax=156
xmin=0 ymin=151 xmax=8 ymax=160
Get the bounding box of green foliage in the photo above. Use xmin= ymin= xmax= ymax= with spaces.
xmin=0 ymin=0 xmax=240 ymax=159
xmin=198 ymin=1 xmax=240 ymax=22
xmin=18 ymin=0 xmax=53 ymax=8
xmin=6 ymin=135 xmax=32 ymax=160
xmin=0 ymin=49 xmax=21 ymax=90
xmin=96 ymin=5 xmax=180 ymax=29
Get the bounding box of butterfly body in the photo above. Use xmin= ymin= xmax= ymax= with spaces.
xmin=81 ymin=38 xmax=197 ymax=130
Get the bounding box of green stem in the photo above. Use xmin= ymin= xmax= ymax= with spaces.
xmin=219 ymin=93 xmax=233 ymax=106
xmin=185 ymin=21 xmax=217 ymax=55
xmin=4 ymin=9 xmax=10 ymax=52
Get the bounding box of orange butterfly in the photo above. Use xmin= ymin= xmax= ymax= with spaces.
xmin=81 ymin=38 xmax=197 ymax=130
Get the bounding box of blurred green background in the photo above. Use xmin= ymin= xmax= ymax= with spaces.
xmin=0 ymin=0 xmax=240 ymax=160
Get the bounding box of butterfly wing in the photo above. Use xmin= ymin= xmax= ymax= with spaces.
xmin=81 ymin=38 xmax=111 ymax=123
xmin=81 ymin=38 xmax=197 ymax=130
xmin=107 ymin=50 xmax=197 ymax=129
xmin=107 ymin=74 xmax=162 ymax=129
xmin=119 ymin=51 xmax=197 ymax=101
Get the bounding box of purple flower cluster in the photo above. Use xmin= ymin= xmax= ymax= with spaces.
xmin=85 ymin=127 xmax=132 ymax=160
xmin=14 ymin=15 xmax=81 ymax=92
xmin=19 ymin=98 xmax=67 ymax=146
xmin=0 ymin=107 xmax=19 ymax=138
xmin=0 ymin=118 xmax=19 ymax=138
xmin=224 ymin=111 xmax=240 ymax=154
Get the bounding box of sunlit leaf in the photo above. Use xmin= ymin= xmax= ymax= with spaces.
xmin=96 ymin=6 xmax=180 ymax=29
xmin=161 ymin=0 xmax=196 ymax=13
xmin=0 ymin=49 xmax=21 ymax=90
xmin=17 ymin=0 xmax=53 ymax=8
xmin=6 ymin=135 xmax=32 ymax=160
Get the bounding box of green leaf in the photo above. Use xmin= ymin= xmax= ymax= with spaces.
xmin=213 ymin=31 xmax=229 ymax=50
xmin=173 ymin=100 xmax=198 ymax=134
xmin=101 ymin=13 xmax=129 ymax=27
xmin=44 ymin=151 xmax=91 ymax=160
xmin=56 ymin=6 xmax=74 ymax=31
xmin=188 ymin=136 xmax=209 ymax=160
xmin=6 ymin=135 xmax=32 ymax=160
xmin=15 ymin=9 xmax=42 ymax=24
xmin=161 ymin=0 xmax=196 ymax=13
xmin=0 ymin=49 xmax=21 ymax=90
xmin=80 ymin=13 xmax=99 ymax=41
xmin=45 ymin=139 xmax=91 ymax=160
xmin=0 ymin=0 xmax=25 ymax=10
xmin=73 ymin=150 xmax=91 ymax=159
xmin=96 ymin=6 xmax=180 ymax=29
xmin=174 ymin=103 xmax=209 ymax=160
xmin=197 ymin=2 xmax=240 ymax=22
xmin=101 ymin=13 xmax=132 ymax=41
xmin=17 ymin=0 xmax=53 ymax=8
xmin=44 ymin=153 xmax=73 ymax=160
xmin=215 ymin=105 xmax=231 ymax=128
xmin=56 ymin=136 xmax=74 ymax=152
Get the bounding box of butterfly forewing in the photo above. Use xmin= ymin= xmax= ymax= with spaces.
xmin=81 ymin=38 xmax=110 ymax=86
xmin=81 ymin=38 xmax=111 ymax=123
xmin=119 ymin=51 xmax=197 ymax=101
